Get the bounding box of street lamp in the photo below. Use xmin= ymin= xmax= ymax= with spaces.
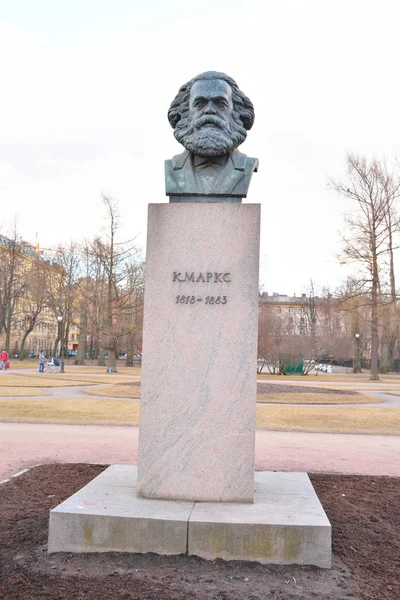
xmin=57 ymin=315 xmax=65 ymax=374
xmin=354 ymin=331 xmax=360 ymax=374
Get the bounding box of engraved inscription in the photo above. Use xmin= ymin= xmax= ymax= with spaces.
xmin=173 ymin=272 xmax=231 ymax=283
xmin=176 ymin=295 xmax=227 ymax=305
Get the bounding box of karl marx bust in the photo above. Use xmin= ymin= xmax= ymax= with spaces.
xmin=165 ymin=71 xmax=258 ymax=203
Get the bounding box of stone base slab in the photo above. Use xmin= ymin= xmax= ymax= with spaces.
xmin=48 ymin=465 xmax=331 ymax=568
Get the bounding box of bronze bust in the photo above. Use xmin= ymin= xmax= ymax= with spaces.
xmin=165 ymin=71 xmax=258 ymax=203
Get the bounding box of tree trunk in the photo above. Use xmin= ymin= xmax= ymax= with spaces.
xmin=5 ymin=324 xmax=11 ymax=354
xmin=107 ymin=348 xmax=117 ymax=373
xmin=75 ymin=312 xmax=87 ymax=365
xmin=370 ymin=256 xmax=380 ymax=380
xmin=126 ymin=337 xmax=134 ymax=367
xmin=19 ymin=328 xmax=34 ymax=360
xmin=97 ymin=347 xmax=105 ymax=366
xmin=53 ymin=335 xmax=60 ymax=357
xmin=64 ymin=325 xmax=70 ymax=356
xmin=388 ymin=329 xmax=398 ymax=372
xmin=380 ymin=334 xmax=389 ymax=374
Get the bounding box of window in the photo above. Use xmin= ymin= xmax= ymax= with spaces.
xmin=288 ymin=307 xmax=293 ymax=313
xmin=300 ymin=317 xmax=305 ymax=325
xmin=276 ymin=306 xmax=281 ymax=313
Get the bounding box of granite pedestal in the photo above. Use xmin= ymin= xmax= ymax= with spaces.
xmin=137 ymin=203 xmax=260 ymax=503
xmin=48 ymin=465 xmax=331 ymax=568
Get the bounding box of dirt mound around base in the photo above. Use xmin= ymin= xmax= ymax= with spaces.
xmin=1 ymin=464 xmax=399 ymax=600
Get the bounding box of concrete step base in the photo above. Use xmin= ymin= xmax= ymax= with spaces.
xmin=48 ymin=465 xmax=331 ymax=568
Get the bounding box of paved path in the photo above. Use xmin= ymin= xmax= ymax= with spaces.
xmin=1 ymin=422 xmax=399 ymax=481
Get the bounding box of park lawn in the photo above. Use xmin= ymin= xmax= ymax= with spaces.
xmin=6 ymin=362 xmax=141 ymax=375
xmin=0 ymin=387 xmax=48 ymax=397
xmin=6 ymin=360 xmax=37 ymax=370
xmin=257 ymin=392 xmax=383 ymax=405
xmin=84 ymin=385 xmax=382 ymax=405
xmin=262 ymin=381 xmax=400 ymax=392
xmin=0 ymin=399 xmax=399 ymax=434
xmin=0 ymin=398 xmax=139 ymax=425
xmin=21 ymin=373 xmax=138 ymax=385
xmin=84 ymin=384 xmax=141 ymax=398
xmin=256 ymin=405 xmax=400 ymax=435
xmin=257 ymin=373 xmax=400 ymax=384
xmin=304 ymin=384 xmax=400 ymax=391
xmin=56 ymin=366 xmax=142 ymax=376
xmin=0 ymin=375 xmax=97 ymax=388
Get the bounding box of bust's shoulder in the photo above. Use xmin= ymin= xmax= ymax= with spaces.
xmin=165 ymin=150 xmax=191 ymax=171
xmin=230 ymin=150 xmax=258 ymax=173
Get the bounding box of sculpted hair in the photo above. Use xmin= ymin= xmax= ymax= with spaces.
xmin=168 ymin=71 xmax=255 ymax=131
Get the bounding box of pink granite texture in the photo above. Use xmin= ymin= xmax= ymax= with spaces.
xmin=137 ymin=204 xmax=261 ymax=502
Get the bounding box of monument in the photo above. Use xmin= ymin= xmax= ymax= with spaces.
xmin=137 ymin=71 xmax=260 ymax=502
xmin=48 ymin=71 xmax=331 ymax=567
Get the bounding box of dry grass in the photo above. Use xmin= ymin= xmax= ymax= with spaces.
xmin=84 ymin=379 xmax=383 ymax=404
xmin=5 ymin=360 xmax=37 ymax=370
xmin=256 ymin=405 xmax=400 ymax=435
xmin=0 ymin=399 xmax=139 ymax=425
xmin=0 ymin=375 xmax=92 ymax=388
xmin=0 ymin=387 xmax=48 ymax=397
xmin=305 ymin=384 xmax=400 ymax=392
xmin=84 ymin=385 xmax=382 ymax=405
xmin=257 ymin=392 xmax=383 ymax=405
xmin=21 ymin=373 xmax=138 ymax=385
xmin=6 ymin=361 xmax=141 ymax=375
xmin=262 ymin=381 xmax=400 ymax=392
xmin=257 ymin=373 xmax=400 ymax=384
xmin=54 ymin=366 xmax=142 ymax=376
xmin=84 ymin=384 xmax=141 ymax=398
xmin=1 ymin=398 xmax=399 ymax=435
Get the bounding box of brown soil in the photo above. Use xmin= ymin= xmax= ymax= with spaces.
xmin=0 ymin=465 xmax=398 ymax=600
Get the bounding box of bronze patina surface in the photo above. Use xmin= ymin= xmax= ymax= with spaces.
xmin=165 ymin=71 xmax=258 ymax=202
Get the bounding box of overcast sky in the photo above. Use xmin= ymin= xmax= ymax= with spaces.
xmin=1 ymin=0 xmax=400 ymax=295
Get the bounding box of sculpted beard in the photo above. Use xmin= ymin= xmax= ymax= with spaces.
xmin=174 ymin=113 xmax=247 ymax=157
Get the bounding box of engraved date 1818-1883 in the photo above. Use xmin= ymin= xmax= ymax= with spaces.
xmin=176 ymin=295 xmax=227 ymax=305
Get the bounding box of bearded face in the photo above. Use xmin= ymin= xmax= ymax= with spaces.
xmin=174 ymin=113 xmax=247 ymax=157
xmin=173 ymin=79 xmax=248 ymax=157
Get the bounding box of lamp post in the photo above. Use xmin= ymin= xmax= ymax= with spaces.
xmin=57 ymin=315 xmax=65 ymax=374
xmin=354 ymin=331 xmax=360 ymax=374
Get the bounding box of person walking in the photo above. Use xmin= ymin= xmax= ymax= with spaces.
xmin=0 ymin=350 xmax=8 ymax=370
xmin=38 ymin=351 xmax=45 ymax=373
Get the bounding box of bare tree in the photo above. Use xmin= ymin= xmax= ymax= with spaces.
xmin=79 ymin=195 xmax=143 ymax=373
xmin=379 ymin=180 xmax=400 ymax=372
xmin=0 ymin=221 xmax=29 ymax=352
xmin=257 ymin=304 xmax=283 ymax=374
xmin=330 ymin=154 xmax=400 ymax=380
xmin=124 ymin=259 xmax=144 ymax=367
xmin=17 ymin=257 xmax=51 ymax=359
xmin=46 ymin=242 xmax=82 ymax=357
